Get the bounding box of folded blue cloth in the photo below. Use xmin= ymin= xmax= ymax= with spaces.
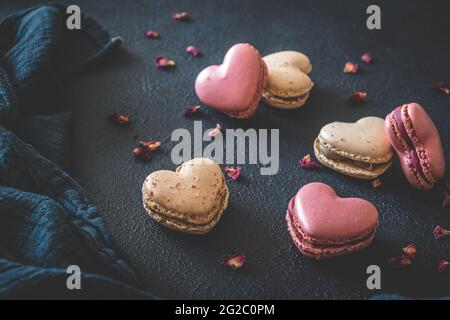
xmin=0 ymin=4 xmax=155 ymax=299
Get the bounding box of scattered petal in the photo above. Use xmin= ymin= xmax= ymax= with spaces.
xmin=208 ymin=123 xmax=222 ymax=138
xmin=108 ymin=112 xmax=130 ymax=125
xmin=443 ymin=191 xmax=450 ymax=207
xmin=220 ymin=252 xmax=246 ymax=270
xmin=433 ymin=225 xmax=450 ymax=240
xmin=343 ymin=61 xmax=359 ymax=74
xmin=402 ymin=244 xmax=417 ymax=259
xmin=224 ymin=166 xmax=241 ymax=181
xmin=433 ymin=82 xmax=449 ymax=95
xmin=155 ymin=56 xmax=176 ymax=69
xmin=361 ymin=53 xmax=373 ymax=64
xmin=139 ymin=140 xmax=161 ymax=152
xmin=387 ymin=255 xmax=412 ymax=267
xmin=371 ymin=178 xmax=382 ymax=188
xmin=172 ymin=12 xmax=191 ymax=21
xmin=348 ymin=91 xmax=368 ymax=105
xmin=299 ymin=154 xmax=321 ymax=169
xmin=133 ymin=141 xmax=161 ymax=160
xmin=438 ymin=260 xmax=449 ymax=272
xmin=183 ymin=105 xmax=201 ymax=116
xmin=145 ymin=30 xmax=159 ymax=39
xmin=186 ymin=45 xmax=202 ymax=57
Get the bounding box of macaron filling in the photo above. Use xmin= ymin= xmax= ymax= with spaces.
xmin=392 ymin=106 xmax=432 ymax=184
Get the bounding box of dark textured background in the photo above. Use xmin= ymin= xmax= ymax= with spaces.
xmin=1 ymin=0 xmax=449 ymax=299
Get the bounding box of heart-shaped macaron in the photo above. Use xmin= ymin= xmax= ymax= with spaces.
xmin=142 ymin=158 xmax=229 ymax=234
xmin=314 ymin=117 xmax=392 ymax=179
xmin=263 ymin=51 xmax=314 ymax=109
xmin=195 ymin=43 xmax=268 ymax=118
xmin=286 ymin=182 xmax=379 ymax=259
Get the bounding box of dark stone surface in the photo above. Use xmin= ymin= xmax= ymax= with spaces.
xmin=1 ymin=0 xmax=449 ymax=299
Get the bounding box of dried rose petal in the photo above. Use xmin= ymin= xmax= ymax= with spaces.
xmin=433 ymin=82 xmax=449 ymax=95
xmin=133 ymin=141 xmax=161 ymax=160
xmin=299 ymin=154 xmax=321 ymax=170
xmin=139 ymin=140 xmax=161 ymax=152
xmin=361 ymin=53 xmax=373 ymax=64
xmin=133 ymin=146 xmax=152 ymax=160
xmin=433 ymin=225 xmax=450 ymax=240
xmin=402 ymin=244 xmax=417 ymax=259
xmin=443 ymin=191 xmax=450 ymax=207
xmin=145 ymin=30 xmax=159 ymax=39
xmin=182 ymin=105 xmax=201 ymax=116
xmin=387 ymin=255 xmax=412 ymax=267
xmin=348 ymin=91 xmax=368 ymax=105
xmin=371 ymin=179 xmax=382 ymax=188
xmin=155 ymin=56 xmax=176 ymax=69
xmin=224 ymin=166 xmax=241 ymax=181
xmin=108 ymin=112 xmax=130 ymax=125
xmin=220 ymin=252 xmax=246 ymax=270
xmin=172 ymin=12 xmax=191 ymax=21
xmin=343 ymin=62 xmax=359 ymax=74
xmin=438 ymin=260 xmax=449 ymax=272
xmin=208 ymin=123 xmax=222 ymax=138
xmin=186 ymin=45 xmax=202 ymax=57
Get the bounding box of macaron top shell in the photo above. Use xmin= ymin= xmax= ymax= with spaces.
xmin=293 ymin=183 xmax=379 ymax=241
xmin=142 ymin=158 xmax=225 ymax=216
xmin=263 ymin=51 xmax=313 ymax=97
xmin=195 ymin=43 xmax=266 ymax=113
xmin=319 ymin=117 xmax=392 ymax=162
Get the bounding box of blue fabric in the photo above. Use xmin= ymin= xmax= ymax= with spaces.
xmin=0 ymin=4 xmax=154 ymax=299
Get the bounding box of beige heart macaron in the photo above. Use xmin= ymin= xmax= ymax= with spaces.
xmin=262 ymin=51 xmax=314 ymax=109
xmin=313 ymin=117 xmax=393 ymax=179
xmin=142 ymin=158 xmax=229 ymax=234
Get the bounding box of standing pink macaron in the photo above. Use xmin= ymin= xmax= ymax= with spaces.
xmin=286 ymin=183 xmax=379 ymax=260
xmin=385 ymin=103 xmax=445 ymax=189
xmin=195 ymin=43 xmax=268 ymax=118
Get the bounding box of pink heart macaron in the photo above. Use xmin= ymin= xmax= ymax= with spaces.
xmin=286 ymin=182 xmax=379 ymax=260
xmin=195 ymin=43 xmax=268 ymax=119
xmin=385 ymin=103 xmax=445 ymax=189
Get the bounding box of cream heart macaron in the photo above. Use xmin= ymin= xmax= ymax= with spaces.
xmin=314 ymin=117 xmax=393 ymax=179
xmin=142 ymin=158 xmax=229 ymax=234
xmin=262 ymin=51 xmax=314 ymax=109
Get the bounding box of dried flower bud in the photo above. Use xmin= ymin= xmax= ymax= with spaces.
xmin=433 ymin=225 xmax=450 ymax=240
xmin=186 ymin=45 xmax=202 ymax=57
xmin=155 ymin=56 xmax=176 ymax=69
xmin=343 ymin=62 xmax=359 ymax=74
xmin=220 ymin=252 xmax=246 ymax=270
xmin=361 ymin=53 xmax=373 ymax=64
xmin=145 ymin=30 xmax=159 ymax=39
xmin=348 ymin=92 xmax=368 ymax=105
xmin=108 ymin=112 xmax=130 ymax=125
xmin=438 ymin=260 xmax=449 ymax=272
xmin=402 ymin=244 xmax=417 ymax=259
xmin=433 ymin=82 xmax=449 ymax=95
xmin=172 ymin=12 xmax=191 ymax=21
xmin=208 ymin=123 xmax=222 ymax=138
xmin=299 ymin=154 xmax=321 ymax=169
xmin=224 ymin=166 xmax=241 ymax=181
xmin=182 ymin=106 xmax=201 ymax=116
